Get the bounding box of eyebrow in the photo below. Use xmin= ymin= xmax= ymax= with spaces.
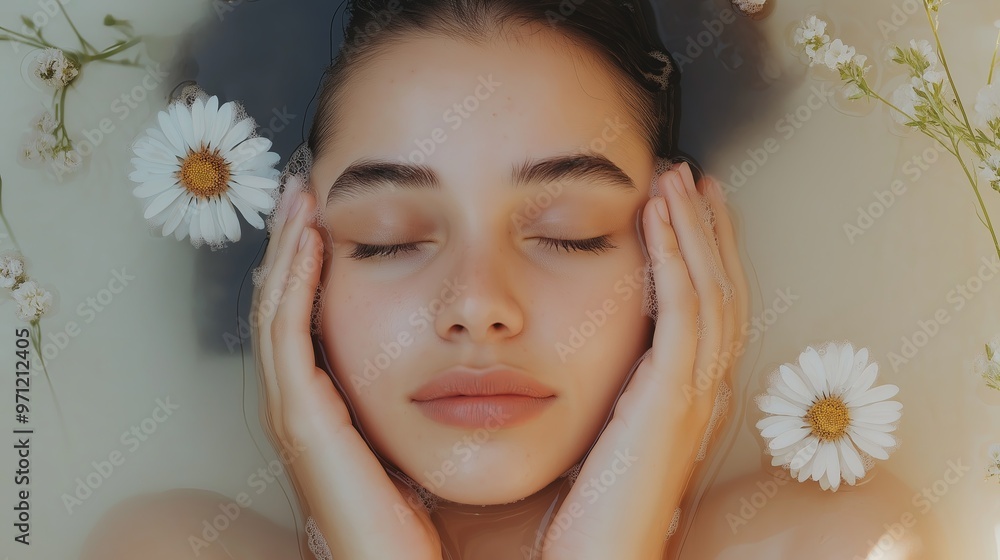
xmin=324 ymin=151 xmax=637 ymax=206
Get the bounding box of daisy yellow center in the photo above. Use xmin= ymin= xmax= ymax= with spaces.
xmin=179 ymin=149 xmax=230 ymax=198
xmin=805 ymin=397 xmax=850 ymax=441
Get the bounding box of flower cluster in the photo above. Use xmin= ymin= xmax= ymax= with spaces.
xmin=977 ymin=339 xmax=1000 ymax=391
xmin=1 ymin=9 xmax=142 ymax=177
xmin=792 ymin=16 xmax=869 ymax=100
xmin=0 ymin=254 xmax=53 ymax=322
xmin=756 ymin=342 xmax=902 ymax=492
xmin=19 ymin=110 xmax=82 ymax=171
xmin=792 ymin=10 xmax=1000 ymax=262
xmin=988 ymin=444 xmax=1000 ymax=483
xmin=33 ymin=48 xmax=79 ymax=88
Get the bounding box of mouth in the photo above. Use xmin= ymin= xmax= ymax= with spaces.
xmin=410 ymin=367 xmax=557 ymax=429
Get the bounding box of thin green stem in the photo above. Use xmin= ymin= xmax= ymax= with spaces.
xmin=869 ymin=90 xmax=960 ymax=157
xmin=29 ymin=323 xmax=72 ymax=444
xmin=945 ymin=134 xmax=1000 ymax=260
xmin=924 ymin=4 xmax=977 ymax=144
xmin=988 ymin=28 xmax=1000 ymax=85
xmin=0 ymin=176 xmax=22 ymax=252
xmin=79 ymin=37 xmax=141 ymax=63
xmin=0 ymin=28 xmax=47 ymax=49
xmin=53 ymin=1 xmax=96 ymax=54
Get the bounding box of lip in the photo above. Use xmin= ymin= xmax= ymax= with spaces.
xmin=410 ymin=367 xmax=556 ymax=429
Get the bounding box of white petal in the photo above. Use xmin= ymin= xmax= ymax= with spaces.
xmin=163 ymin=195 xmax=194 ymax=236
xmin=191 ymin=97 xmax=206 ymax=148
xmin=821 ymin=342 xmax=842 ymax=391
xmin=217 ymin=199 xmax=241 ymax=242
xmin=157 ymin=109 xmax=187 ymax=155
xmin=173 ymin=102 xmax=197 ymax=151
xmin=217 ymin=118 xmax=255 ymax=155
xmin=851 ymin=420 xmax=897 ymax=432
xmin=779 ymin=364 xmax=816 ymax=403
xmin=132 ymin=177 xmax=180 ymax=199
xmin=759 ymin=395 xmax=808 ymax=417
xmin=838 ymin=439 xmax=863 ymax=484
xmin=189 ymin=206 xmax=203 ymax=244
xmin=834 ymin=343 xmax=855 ymax=393
xmin=843 ymin=362 xmax=879 ymax=402
xmin=789 ymin=437 xmax=819 ymax=471
xmin=226 ymin=137 xmax=272 ymax=166
xmin=849 ymin=425 xmax=896 ymax=448
xmin=769 ymin=427 xmax=812 ymax=450
xmin=133 ymin=141 xmax=178 ymax=166
xmin=227 ymin=193 xmax=266 ymax=229
xmin=760 ymin=416 xmax=808 ymax=438
xmin=824 ymin=442 xmax=841 ymax=490
xmin=201 ymin=96 xmax=219 ymax=143
xmin=209 ymin=100 xmax=235 ymax=151
xmin=845 ymin=384 xmax=899 ymax=408
xmin=798 ymin=347 xmax=829 ymax=396
xmin=847 ymin=427 xmax=891 ymax=460
xmin=772 ymin=377 xmax=813 ymax=407
xmin=229 ymin=182 xmax=275 ymax=209
xmin=131 ymin=157 xmax=178 ymax=175
xmin=144 ymin=127 xmax=185 ymax=158
xmin=233 ymin=150 xmax=281 ymax=173
xmin=232 ymin=173 xmax=279 ymax=191
xmin=200 ymin=200 xmax=220 ymax=245
xmin=144 ymin=187 xmax=185 ymax=219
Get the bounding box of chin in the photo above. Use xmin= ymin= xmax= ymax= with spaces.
xmin=396 ymin=441 xmax=571 ymax=506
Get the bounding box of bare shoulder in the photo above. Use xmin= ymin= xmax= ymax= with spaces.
xmin=669 ymin=466 xmax=946 ymax=560
xmin=80 ymin=488 xmax=304 ymax=560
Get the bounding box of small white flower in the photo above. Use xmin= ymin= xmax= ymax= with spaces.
xmin=922 ymin=69 xmax=946 ymax=85
xmin=19 ymin=132 xmax=58 ymax=164
xmin=756 ymin=341 xmax=902 ymax=492
xmin=31 ymin=111 xmax=58 ymax=134
xmin=128 ymin=94 xmax=280 ymax=248
xmin=974 ymin=83 xmax=1000 ymax=129
xmin=56 ymin=149 xmax=83 ymax=170
xmin=988 ymin=444 xmax=1000 ymax=483
xmin=822 ymin=38 xmax=856 ymax=70
xmin=12 ymin=279 xmax=53 ymax=321
xmin=909 ymin=39 xmax=938 ymax=67
xmin=977 ymin=148 xmax=1000 ymax=188
xmin=802 ymin=15 xmax=827 ymax=40
xmin=33 ymin=48 xmax=79 ymax=88
xmin=889 ymin=78 xmax=923 ymax=125
xmin=851 ymin=53 xmax=868 ymax=73
xmin=844 ymin=83 xmax=864 ymax=100
xmin=0 ymin=255 xmax=25 ymax=289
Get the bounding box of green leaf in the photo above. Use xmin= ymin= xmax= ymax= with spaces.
xmin=20 ymin=15 xmax=35 ymax=29
xmin=988 ymin=343 xmax=994 ymax=362
xmin=103 ymin=14 xmax=116 ymax=26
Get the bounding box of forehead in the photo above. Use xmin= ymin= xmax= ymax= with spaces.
xmin=310 ymin=26 xmax=647 ymax=195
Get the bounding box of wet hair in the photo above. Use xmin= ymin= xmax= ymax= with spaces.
xmin=307 ymin=0 xmax=680 ymax=163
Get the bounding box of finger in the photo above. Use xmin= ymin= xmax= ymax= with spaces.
xmin=662 ymin=167 xmax=724 ymax=398
xmin=642 ymin=170 xmax=698 ymax=378
xmin=262 ymin=174 xmax=308 ymax=272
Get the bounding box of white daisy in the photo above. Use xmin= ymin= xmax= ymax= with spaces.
xmin=12 ymin=279 xmax=53 ymax=321
xmin=0 ymin=254 xmax=25 ymax=289
xmin=128 ymin=94 xmax=281 ymax=248
xmin=756 ymin=341 xmax=902 ymax=492
xmin=33 ymin=48 xmax=79 ymax=88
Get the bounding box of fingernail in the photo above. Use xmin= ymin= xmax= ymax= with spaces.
xmin=288 ymin=190 xmax=304 ymax=218
xmin=298 ymin=227 xmax=310 ymax=250
xmin=655 ymin=196 xmax=670 ymax=223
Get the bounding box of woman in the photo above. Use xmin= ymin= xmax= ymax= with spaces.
xmin=251 ymin=1 xmax=746 ymax=558
xmin=87 ymin=1 xmax=749 ymax=558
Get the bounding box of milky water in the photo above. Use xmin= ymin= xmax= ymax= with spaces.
xmin=0 ymin=0 xmax=998 ymax=558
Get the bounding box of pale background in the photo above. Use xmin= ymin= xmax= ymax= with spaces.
xmin=0 ymin=0 xmax=997 ymax=558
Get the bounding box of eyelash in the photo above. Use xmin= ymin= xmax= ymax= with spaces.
xmin=347 ymin=235 xmax=617 ymax=260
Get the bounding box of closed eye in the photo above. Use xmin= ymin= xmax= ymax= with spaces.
xmin=347 ymin=235 xmax=617 ymax=260
xmin=536 ymin=235 xmax=617 ymax=254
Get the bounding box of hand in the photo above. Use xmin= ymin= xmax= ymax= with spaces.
xmin=541 ymin=162 xmax=749 ymax=560
xmin=251 ymin=181 xmax=443 ymax=560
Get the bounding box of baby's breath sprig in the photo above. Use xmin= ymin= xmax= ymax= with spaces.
xmin=1 ymin=7 xmax=144 ymax=176
xmin=0 ymin=175 xmax=67 ymax=437
xmin=792 ymin=2 xmax=1000 ymax=263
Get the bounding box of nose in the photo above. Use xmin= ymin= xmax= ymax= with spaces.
xmin=434 ymin=242 xmax=524 ymax=344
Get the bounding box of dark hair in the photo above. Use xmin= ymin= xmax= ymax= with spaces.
xmin=307 ymin=0 xmax=680 ymax=162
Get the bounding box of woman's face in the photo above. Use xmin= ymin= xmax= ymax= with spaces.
xmin=310 ymin=24 xmax=658 ymax=505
